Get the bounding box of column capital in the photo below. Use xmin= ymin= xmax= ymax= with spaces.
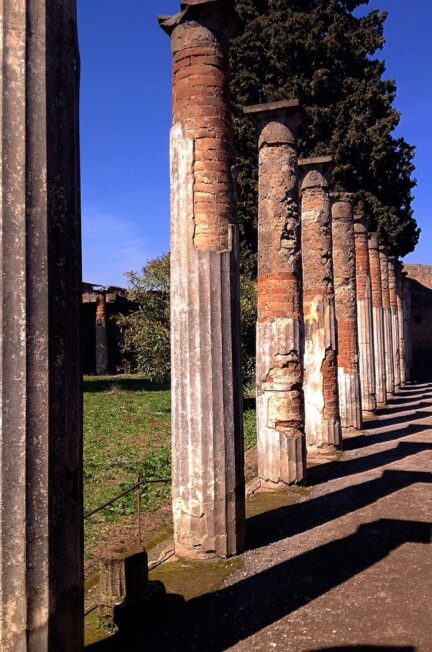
xmin=244 ymin=99 xmax=304 ymax=147
xmin=299 ymin=155 xmax=334 ymax=191
xmin=368 ymin=232 xmax=380 ymax=249
xmin=158 ymin=0 xmax=242 ymax=38
xmin=330 ymin=191 xmax=356 ymax=204
xmin=353 ymin=204 xmax=370 ymax=235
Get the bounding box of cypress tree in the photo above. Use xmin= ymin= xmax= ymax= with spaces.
xmin=231 ymin=0 xmax=419 ymax=275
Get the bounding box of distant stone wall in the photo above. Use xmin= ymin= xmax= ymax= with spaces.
xmin=404 ymin=264 xmax=432 ymax=377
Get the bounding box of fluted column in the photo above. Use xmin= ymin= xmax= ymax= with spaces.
xmin=331 ymin=193 xmax=362 ymax=432
xmin=0 ymin=1 xmax=83 ymax=649
xmin=379 ymin=246 xmax=395 ymax=396
xmin=354 ymin=208 xmax=376 ymax=416
xmin=299 ymin=157 xmax=341 ymax=452
xmin=395 ymin=260 xmax=406 ymax=385
xmin=96 ymin=292 xmax=108 ymax=375
xmin=159 ymin=0 xmax=245 ymax=559
xmin=368 ymin=233 xmax=387 ymax=405
xmin=388 ymin=256 xmax=401 ymax=392
xmin=245 ymin=100 xmax=305 ymax=487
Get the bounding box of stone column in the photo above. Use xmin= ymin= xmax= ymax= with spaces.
xmin=299 ymin=157 xmax=341 ymax=452
xmin=331 ymin=193 xmax=362 ymax=432
xmin=368 ymin=233 xmax=387 ymax=405
xmin=354 ymin=208 xmax=376 ymax=416
xmin=379 ymin=246 xmax=395 ymax=396
xmin=388 ymin=256 xmax=401 ymax=392
xmin=96 ymin=292 xmax=109 ymax=375
xmin=395 ymin=260 xmax=406 ymax=385
xmin=159 ymin=0 xmax=245 ymax=559
xmin=244 ymin=99 xmax=305 ymax=488
xmin=403 ymin=273 xmax=413 ymax=382
xmin=0 ymin=1 xmax=83 ymax=649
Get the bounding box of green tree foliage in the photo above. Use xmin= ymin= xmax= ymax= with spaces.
xmin=230 ymin=0 xmax=420 ymax=275
xmin=117 ymin=254 xmax=257 ymax=384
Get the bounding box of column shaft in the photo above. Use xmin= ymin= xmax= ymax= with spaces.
xmin=368 ymin=233 xmax=387 ymax=405
xmin=331 ymin=194 xmax=362 ymax=432
xmin=396 ymin=262 xmax=406 ymax=385
xmin=96 ymin=293 xmax=109 ymax=375
xmin=159 ymin=1 xmax=245 ymax=558
xmin=354 ymin=212 xmax=376 ymax=415
xmin=379 ymin=247 xmax=395 ymax=396
xmin=0 ymin=1 xmax=83 ymax=649
xmin=388 ymin=256 xmax=401 ymax=392
xmin=403 ymin=275 xmax=413 ymax=382
xmin=245 ymin=100 xmax=305 ymax=487
xmin=300 ymin=158 xmax=341 ymax=451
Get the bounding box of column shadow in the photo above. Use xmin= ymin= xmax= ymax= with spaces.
xmin=365 ymin=410 xmax=431 ymax=430
xmin=86 ymin=519 xmax=431 ymax=651
xmin=342 ymin=423 xmax=430 ymax=451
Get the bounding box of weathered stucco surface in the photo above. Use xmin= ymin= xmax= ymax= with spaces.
xmin=388 ymin=256 xmax=401 ymax=392
xmin=300 ymin=158 xmax=341 ymax=451
xmin=380 ymin=247 xmax=395 ymax=396
xmin=95 ymin=293 xmax=108 ymax=375
xmin=161 ymin=0 xmax=245 ymax=559
xmin=331 ymin=193 xmax=362 ymax=432
xmin=368 ymin=232 xmax=387 ymax=404
xmin=354 ymin=211 xmax=376 ymax=415
xmin=245 ymin=100 xmax=305 ymax=488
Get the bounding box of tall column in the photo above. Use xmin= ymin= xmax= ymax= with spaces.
xmin=244 ymin=100 xmax=305 ymax=488
xmin=403 ymin=273 xmax=413 ymax=382
xmin=0 ymin=1 xmax=83 ymax=650
xmin=395 ymin=260 xmax=406 ymax=385
xmin=379 ymin=246 xmax=395 ymax=396
xmin=368 ymin=233 xmax=387 ymax=405
xmin=96 ymin=292 xmax=109 ymax=375
xmin=159 ymin=0 xmax=245 ymax=559
xmin=331 ymin=193 xmax=362 ymax=432
xmin=354 ymin=208 xmax=376 ymax=416
xmin=388 ymin=256 xmax=401 ymax=392
xmin=299 ymin=157 xmax=341 ymax=452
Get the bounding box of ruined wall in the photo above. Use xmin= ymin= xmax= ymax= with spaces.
xmin=404 ymin=264 xmax=432 ymax=377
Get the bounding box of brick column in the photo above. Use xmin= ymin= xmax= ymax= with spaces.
xmin=388 ymin=256 xmax=401 ymax=392
xmin=354 ymin=208 xmax=376 ymax=416
xmin=379 ymin=246 xmax=395 ymax=396
xmin=244 ymin=100 xmax=305 ymax=488
xmin=402 ymin=273 xmax=413 ymax=382
xmin=159 ymin=1 xmax=245 ymax=558
xmin=96 ymin=292 xmax=109 ymax=375
xmin=0 ymin=1 xmax=83 ymax=649
xmin=395 ymin=260 xmax=406 ymax=385
xmin=331 ymin=193 xmax=362 ymax=432
xmin=299 ymin=157 xmax=341 ymax=452
xmin=368 ymin=233 xmax=387 ymax=405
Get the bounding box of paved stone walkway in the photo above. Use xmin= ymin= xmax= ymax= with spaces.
xmin=91 ymin=381 xmax=432 ymax=651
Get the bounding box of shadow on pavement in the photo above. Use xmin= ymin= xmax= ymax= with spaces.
xmin=87 ymin=519 xmax=430 ymax=651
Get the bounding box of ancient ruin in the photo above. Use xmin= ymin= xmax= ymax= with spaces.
xmin=368 ymin=233 xmax=387 ymax=405
xmin=96 ymin=293 xmax=109 ymax=375
xmin=354 ymin=208 xmax=377 ymax=416
xmin=380 ymin=245 xmax=395 ymax=396
xmin=159 ymin=0 xmax=245 ymax=558
xmin=244 ymin=100 xmax=305 ymax=486
xmin=299 ymin=157 xmax=341 ymax=451
xmin=0 ymin=1 xmax=83 ymax=648
xmin=331 ymin=193 xmax=362 ymax=431
xmin=388 ymin=256 xmax=401 ymax=392
xmin=396 ymin=261 xmax=406 ymax=385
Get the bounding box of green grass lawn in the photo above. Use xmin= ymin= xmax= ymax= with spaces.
xmin=84 ymin=375 xmax=256 ymax=564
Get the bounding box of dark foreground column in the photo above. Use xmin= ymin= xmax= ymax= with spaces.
xmin=354 ymin=208 xmax=376 ymax=416
xmin=245 ymin=100 xmax=305 ymax=487
xmin=379 ymin=246 xmax=395 ymax=396
xmin=388 ymin=256 xmax=401 ymax=392
xmin=159 ymin=0 xmax=245 ymax=558
xmin=0 ymin=1 xmax=83 ymax=649
xmin=299 ymin=157 xmax=341 ymax=452
xmin=331 ymin=193 xmax=362 ymax=432
xmin=368 ymin=233 xmax=387 ymax=405
xmin=96 ymin=292 xmax=109 ymax=375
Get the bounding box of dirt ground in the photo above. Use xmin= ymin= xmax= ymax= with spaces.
xmin=88 ymin=381 xmax=432 ymax=651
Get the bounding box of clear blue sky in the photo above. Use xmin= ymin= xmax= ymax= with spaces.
xmin=78 ymin=0 xmax=431 ymax=287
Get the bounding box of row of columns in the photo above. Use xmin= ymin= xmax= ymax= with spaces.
xmin=161 ymin=1 xmax=414 ymax=561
